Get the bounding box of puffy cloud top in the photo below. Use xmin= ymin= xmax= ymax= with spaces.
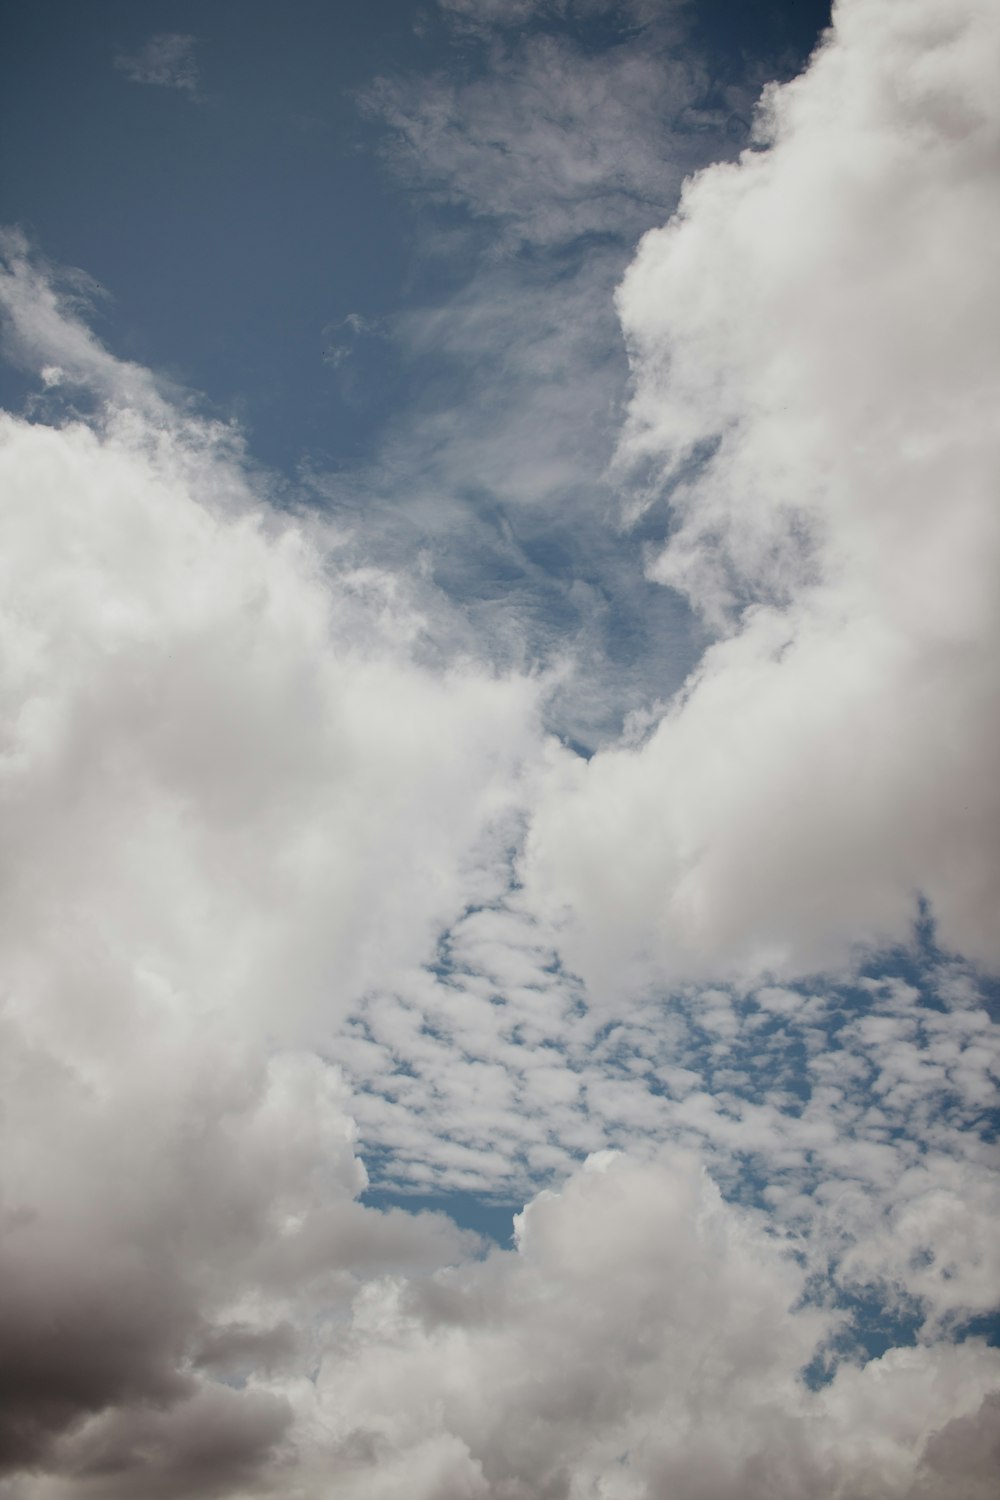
xmin=526 ymin=0 xmax=1000 ymax=991
xmin=2 ymin=0 xmax=999 ymax=1495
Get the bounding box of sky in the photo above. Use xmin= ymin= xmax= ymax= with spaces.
xmin=0 ymin=1 xmax=998 ymax=1496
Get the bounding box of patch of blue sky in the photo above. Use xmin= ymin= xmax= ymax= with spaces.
xmin=363 ymin=1183 xmax=521 ymax=1247
xmin=799 ymin=1253 xmax=1000 ymax=1388
xmin=1 ymin=0 xmax=428 ymax=466
xmin=800 ymin=1287 xmax=925 ymax=1390
xmin=685 ymin=0 xmax=833 ymax=77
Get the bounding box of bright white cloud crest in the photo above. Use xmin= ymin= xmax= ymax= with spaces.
xmin=1 ymin=0 xmax=999 ymax=1496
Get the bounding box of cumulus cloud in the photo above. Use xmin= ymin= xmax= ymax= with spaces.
xmin=0 ymin=236 xmax=541 ymax=1038
xmin=0 ymin=236 xmax=533 ymax=1487
xmin=0 ymin=259 xmax=996 ymax=1495
xmin=5 ymin=1121 xmax=998 ymax=1497
xmin=2 ymin=0 xmax=999 ymax=1491
xmin=114 ymin=33 xmax=200 ymax=94
xmin=525 ymin=0 xmax=1000 ymax=989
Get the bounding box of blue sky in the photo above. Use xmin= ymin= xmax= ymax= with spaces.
xmin=1 ymin=2 xmax=999 ymax=1497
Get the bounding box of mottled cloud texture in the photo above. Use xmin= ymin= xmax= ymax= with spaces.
xmin=1 ymin=0 xmax=999 ymax=1495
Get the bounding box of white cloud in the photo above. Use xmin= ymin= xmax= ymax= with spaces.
xmin=5 ymin=1121 xmax=998 ymax=1497
xmin=0 ymin=238 xmax=542 ymax=1047
xmin=114 ymin=33 xmax=199 ymax=94
xmin=2 ymin=0 xmax=999 ymax=1489
xmin=339 ymin=921 xmax=1000 ymax=1344
xmin=368 ymin=27 xmax=748 ymax=251
xmin=524 ymin=0 xmax=1000 ymax=988
xmin=0 ymin=237 xmax=536 ymax=1488
xmin=221 ymin=1152 xmax=1000 ymax=1500
xmin=0 ymin=248 xmax=996 ymax=1495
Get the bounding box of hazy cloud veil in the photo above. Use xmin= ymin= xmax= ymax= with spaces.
xmin=1 ymin=1 xmax=998 ymax=1497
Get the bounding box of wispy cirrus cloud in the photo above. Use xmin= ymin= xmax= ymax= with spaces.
xmin=367 ymin=27 xmax=745 ymax=250
xmin=525 ymin=0 xmax=1000 ymax=988
xmin=341 ymin=16 xmax=758 ymax=747
xmin=114 ymin=33 xmax=199 ymax=94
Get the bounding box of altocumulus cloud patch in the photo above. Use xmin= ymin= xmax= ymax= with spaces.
xmin=0 ymin=0 xmax=999 ymax=1497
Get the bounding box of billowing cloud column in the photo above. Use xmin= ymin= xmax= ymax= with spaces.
xmin=525 ymin=0 xmax=1000 ymax=993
